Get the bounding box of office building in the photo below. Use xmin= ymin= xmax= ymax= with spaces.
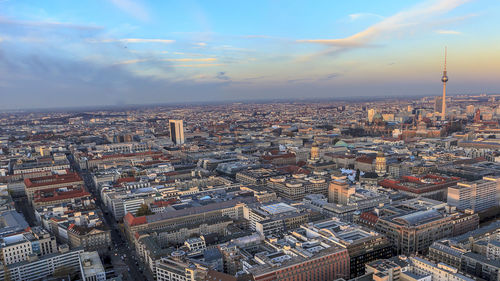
xmin=434 ymin=96 xmax=443 ymax=114
xmin=247 ymin=236 xmax=350 ymax=281
xmin=0 ymin=228 xmax=57 ymax=265
xmin=79 ymin=251 xmax=106 ymax=281
xmin=328 ymin=179 xmax=354 ymax=204
xmin=375 ymin=207 xmax=454 ymax=255
xmin=0 ymin=246 xmax=84 ymax=281
xmin=303 ymin=219 xmax=393 ymax=278
xmin=409 ymin=256 xmax=474 ymax=281
xmin=368 ymin=109 xmax=376 ymax=123
xmin=461 ymin=252 xmax=500 ymax=281
xmin=169 ymin=119 xmax=185 ymax=145
xmin=448 ymin=178 xmax=498 ymax=212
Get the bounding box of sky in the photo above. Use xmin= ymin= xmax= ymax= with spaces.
xmin=1 ymin=0 xmax=500 ymax=110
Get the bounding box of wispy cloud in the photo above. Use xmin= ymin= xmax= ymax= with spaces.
xmin=216 ymin=71 xmax=230 ymax=80
xmin=167 ymin=58 xmax=216 ymax=62
xmin=91 ymin=38 xmax=174 ymax=44
xmin=194 ymin=42 xmax=207 ymax=46
xmin=298 ymin=0 xmax=471 ymax=56
xmin=241 ymin=35 xmax=272 ymax=39
xmin=319 ymin=73 xmax=342 ymax=81
xmin=115 ymin=58 xmax=217 ymax=65
xmin=436 ymin=29 xmax=462 ymax=34
xmin=348 ymin=13 xmax=384 ymax=21
xmin=0 ymin=16 xmax=102 ymax=30
xmin=108 ymin=0 xmax=149 ymax=21
xmin=176 ymin=63 xmax=223 ymax=68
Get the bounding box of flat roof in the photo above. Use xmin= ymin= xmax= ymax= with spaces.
xmin=261 ymin=203 xmax=297 ymax=215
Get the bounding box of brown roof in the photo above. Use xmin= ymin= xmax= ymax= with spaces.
xmin=24 ymin=172 xmax=82 ymax=188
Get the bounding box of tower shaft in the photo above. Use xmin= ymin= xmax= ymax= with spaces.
xmin=441 ymin=47 xmax=448 ymax=120
xmin=441 ymin=82 xmax=446 ymax=120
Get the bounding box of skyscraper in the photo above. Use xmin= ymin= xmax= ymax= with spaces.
xmin=367 ymin=109 xmax=376 ymax=123
xmin=434 ymin=96 xmax=443 ymax=114
xmin=441 ymin=47 xmax=448 ymax=120
xmin=169 ymin=120 xmax=185 ymax=145
xmin=466 ymin=105 xmax=475 ymax=116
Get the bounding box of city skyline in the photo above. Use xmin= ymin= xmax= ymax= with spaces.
xmin=1 ymin=0 xmax=500 ymax=109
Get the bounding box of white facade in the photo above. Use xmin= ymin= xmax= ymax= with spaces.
xmin=80 ymin=251 xmax=106 ymax=281
xmin=169 ymin=120 xmax=185 ymax=145
xmin=409 ymin=256 xmax=475 ymax=281
xmin=0 ymin=249 xmax=83 ymax=281
xmin=0 ymin=236 xmax=32 ymax=265
xmin=448 ymin=178 xmax=497 ymax=212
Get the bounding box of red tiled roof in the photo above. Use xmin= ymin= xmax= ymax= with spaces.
xmin=33 ymin=187 xmax=90 ymax=203
xmin=24 ymin=172 xmax=82 ymax=188
xmin=117 ymin=177 xmax=136 ymax=184
xmin=124 ymin=212 xmax=147 ymax=226
xmin=378 ymin=174 xmax=460 ymax=194
xmin=356 ymin=156 xmax=374 ymax=164
xmin=152 ymin=198 xmax=177 ymax=207
xmin=359 ymin=211 xmax=379 ymax=224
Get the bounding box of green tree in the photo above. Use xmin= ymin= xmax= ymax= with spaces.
xmin=136 ymin=204 xmax=153 ymax=216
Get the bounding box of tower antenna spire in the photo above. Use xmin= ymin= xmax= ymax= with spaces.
xmin=444 ymin=46 xmax=447 ymax=72
xmin=441 ymin=47 xmax=448 ymax=121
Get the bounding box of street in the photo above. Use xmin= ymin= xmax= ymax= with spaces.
xmin=81 ymin=171 xmax=154 ymax=281
xmin=71 ymin=155 xmax=154 ymax=281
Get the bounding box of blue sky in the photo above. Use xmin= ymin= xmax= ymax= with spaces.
xmin=0 ymin=0 xmax=499 ymax=109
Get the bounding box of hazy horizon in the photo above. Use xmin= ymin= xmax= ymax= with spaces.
xmin=1 ymin=0 xmax=500 ymax=110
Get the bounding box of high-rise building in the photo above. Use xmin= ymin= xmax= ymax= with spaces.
xmin=434 ymin=96 xmax=443 ymax=114
xmin=447 ymin=177 xmax=498 ymax=212
xmin=466 ymin=105 xmax=475 ymax=116
xmin=368 ymin=109 xmax=376 ymax=123
xmin=441 ymin=47 xmax=448 ymax=120
xmin=328 ymin=180 xmax=354 ymax=205
xmin=169 ymin=120 xmax=185 ymax=145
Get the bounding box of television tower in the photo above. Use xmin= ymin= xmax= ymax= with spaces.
xmin=441 ymin=47 xmax=448 ymax=120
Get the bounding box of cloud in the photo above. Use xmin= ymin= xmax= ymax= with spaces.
xmin=91 ymin=38 xmax=175 ymax=44
xmin=167 ymin=58 xmax=216 ymax=62
xmin=216 ymin=71 xmax=230 ymax=80
xmin=348 ymin=13 xmax=384 ymax=21
xmin=298 ymin=0 xmax=471 ymax=56
xmin=0 ymin=43 xmax=233 ymax=109
xmin=241 ymin=35 xmax=272 ymax=39
xmin=177 ymin=64 xmax=223 ymax=68
xmin=319 ymin=73 xmax=342 ymax=81
xmin=288 ymin=77 xmax=313 ymax=84
xmin=0 ymin=16 xmax=102 ymax=30
xmin=108 ymin=0 xmax=149 ymax=21
xmin=194 ymin=42 xmax=207 ymax=46
xmin=115 ymin=58 xmax=217 ymax=65
xmin=436 ymin=29 xmax=462 ymax=34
